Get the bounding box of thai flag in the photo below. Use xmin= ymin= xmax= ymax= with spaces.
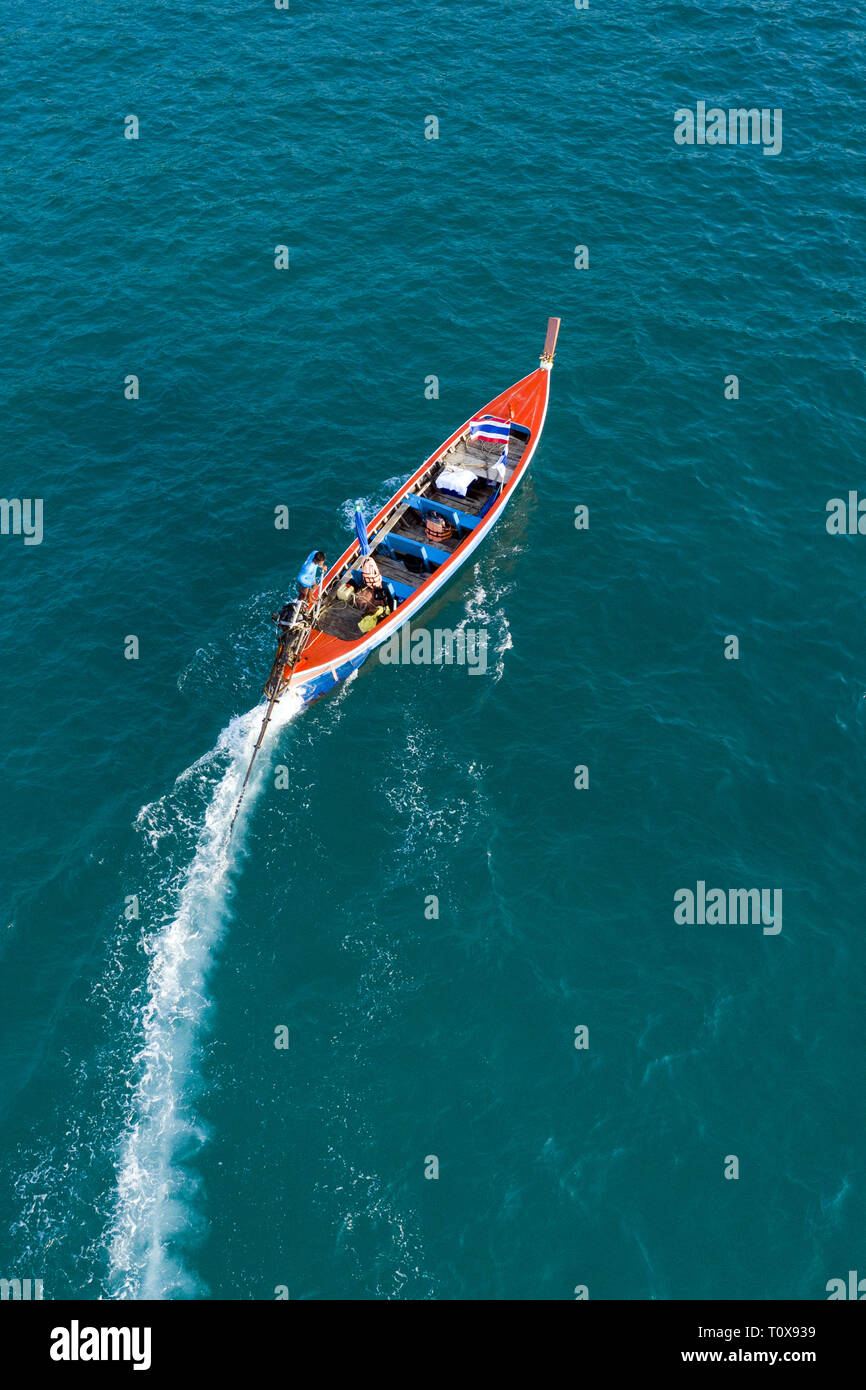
xmin=469 ymin=414 xmax=511 ymax=445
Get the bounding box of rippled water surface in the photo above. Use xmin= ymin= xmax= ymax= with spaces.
xmin=0 ymin=1 xmax=864 ymax=1299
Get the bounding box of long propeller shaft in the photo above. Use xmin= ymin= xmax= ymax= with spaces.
xmin=228 ymin=687 xmax=281 ymax=836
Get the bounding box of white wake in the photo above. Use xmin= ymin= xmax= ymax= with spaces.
xmin=107 ymin=694 xmax=303 ymax=1299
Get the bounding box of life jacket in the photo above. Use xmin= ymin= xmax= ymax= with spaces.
xmin=362 ymin=557 xmax=382 ymax=589
xmin=425 ymin=513 xmax=453 ymax=543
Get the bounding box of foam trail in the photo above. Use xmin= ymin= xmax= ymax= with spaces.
xmin=108 ymin=693 xmax=303 ymax=1299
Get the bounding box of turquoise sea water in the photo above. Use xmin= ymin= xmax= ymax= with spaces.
xmin=1 ymin=1 xmax=864 ymax=1300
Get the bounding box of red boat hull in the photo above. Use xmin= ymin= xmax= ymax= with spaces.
xmin=288 ymin=339 xmax=557 ymax=702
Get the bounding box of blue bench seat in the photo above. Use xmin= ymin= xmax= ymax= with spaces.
xmin=375 ymin=533 xmax=451 ymax=569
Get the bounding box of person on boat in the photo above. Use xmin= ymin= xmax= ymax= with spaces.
xmin=298 ymin=550 xmax=327 ymax=600
xmin=272 ymin=550 xmax=327 ymax=629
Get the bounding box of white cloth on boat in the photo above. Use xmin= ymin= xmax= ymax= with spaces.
xmin=436 ymin=465 xmax=476 ymax=497
xmin=486 ymin=459 xmax=507 ymax=485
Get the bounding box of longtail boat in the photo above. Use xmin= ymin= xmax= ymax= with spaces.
xmin=230 ymin=317 xmax=560 ymax=830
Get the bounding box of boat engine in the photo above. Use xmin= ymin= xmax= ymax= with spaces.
xmin=263 ymin=606 xmax=314 ymax=699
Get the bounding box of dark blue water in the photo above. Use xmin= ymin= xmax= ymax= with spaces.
xmin=0 ymin=0 xmax=864 ymax=1299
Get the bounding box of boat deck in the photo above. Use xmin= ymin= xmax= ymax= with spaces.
xmin=390 ymin=508 xmax=464 ymax=554
xmin=425 ymin=477 xmax=497 ymax=515
xmin=376 ymin=552 xmax=424 ymax=589
xmin=314 ymin=555 xmax=425 ymax=642
xmin=436 ymin=434 xmax=526 ymax=485
xmin=311 ymin=429 xmax=529 ymax=645
xmin=314 ymin=596 xmax=367 ymax=642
